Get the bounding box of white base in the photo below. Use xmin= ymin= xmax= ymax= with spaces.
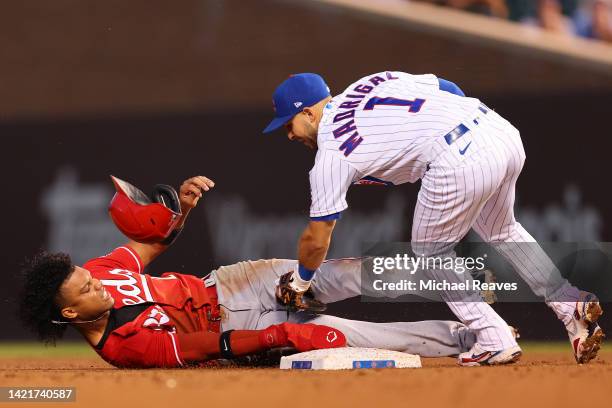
xmin=279 ymin=347 xmax=421 ymax=370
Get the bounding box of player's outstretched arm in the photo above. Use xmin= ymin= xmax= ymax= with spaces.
xmin=127 ymin=176 xmax=215 ymax=268
xmin=177 ymin=323 xmax=346 ymax=363
xmin=298 ymin=220 xmax=336 ymax=271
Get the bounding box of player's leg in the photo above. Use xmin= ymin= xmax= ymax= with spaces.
xmin=213 ymin=258 xmax=367 ymax=330
xmin=470 ymin=117 xmax=578 ymax=311
xmin=250 ymin=308 xmax=478 ymax=357
xmin=411 ymin=133 xmax=519 ymax=354
xmin=214 ymin=260 xmax=478 ymax=358
xmin=471 ymin=112 xmax=604 ymax=362
xmin=213 ymin=259 xmax=293 ymax=332
xmin=215 ymin=257 xmax=370 ymax=309
xmin=310 ymin=258 xmax=364 ymax=303
xmin=311 ymin=257 xmax=446 ymax=302
xmin=289 ymin=314 xmax=476 ymax=357
xmin=213 ymin=259 xmax=297 ymax=312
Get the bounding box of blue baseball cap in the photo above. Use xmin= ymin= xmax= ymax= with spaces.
xmin=263 ymin=73 xmax=331 ymax=134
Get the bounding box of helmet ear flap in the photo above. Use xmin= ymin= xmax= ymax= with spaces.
xmin=150 ymin=184 xmax=181 ymax=215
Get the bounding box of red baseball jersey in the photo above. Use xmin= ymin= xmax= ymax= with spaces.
xmin=85 ymin=246 xmax=211 ymax=309
xmin=94 ymin=303 xmax=184 ymax=368
xmin=84 ymin=246 xmax=215 ymax=368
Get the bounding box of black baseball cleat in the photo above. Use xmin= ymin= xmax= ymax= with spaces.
xmin=275 ymin=272 xmax=327 ymax=313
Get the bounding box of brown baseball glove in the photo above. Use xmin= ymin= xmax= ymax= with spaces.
xmin=275 ymin=272 xmax=327 ymax=313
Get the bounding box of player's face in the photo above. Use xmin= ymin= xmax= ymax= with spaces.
xmin=285 ymin=112 xmax=318 ymax=149
xmin=59 ymin=266 xmax=114 ymax=321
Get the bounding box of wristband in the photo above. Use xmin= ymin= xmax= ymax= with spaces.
xmin=219 ymin=330 xmax=235 ymax=359
xmin=161 ymin=227 xmax=183 ymax=246
xmin=298 ymin=264 xmax=315 ymax=281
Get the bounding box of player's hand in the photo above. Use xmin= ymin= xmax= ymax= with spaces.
xmin=179 ymin=176 xmax=215 ymax=213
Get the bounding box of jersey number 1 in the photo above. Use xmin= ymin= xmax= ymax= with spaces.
xmin=364 ymin=97 xmax=426 ymax=113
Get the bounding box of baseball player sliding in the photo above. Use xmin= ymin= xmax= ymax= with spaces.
xmin=263 ymin=71 xmax=604 ymax=365
xmin=19 ymin=175 xmax=485 ymax=368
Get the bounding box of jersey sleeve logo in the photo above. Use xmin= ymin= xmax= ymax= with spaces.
xmin=142 ymin=306 xmax=171 ymax=329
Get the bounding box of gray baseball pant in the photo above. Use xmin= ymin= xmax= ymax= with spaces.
xmin=212 ymin=258 xmax=475 ymax=357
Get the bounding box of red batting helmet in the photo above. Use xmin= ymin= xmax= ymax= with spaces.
xmin=108 ymin=176 xmax=182 ymax=243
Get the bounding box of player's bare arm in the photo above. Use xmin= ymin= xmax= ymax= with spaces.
xmin=274 ymin=221 xmax=337 ymax=313
xmin=298 ymin=220 xmax=336 ymax=270
xmin=127 ymin=176 xmax=215 ymax=268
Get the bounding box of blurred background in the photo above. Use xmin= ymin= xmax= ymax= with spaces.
xmin=2 ymin=0 xmax=612 ymax=343
xmin=417 ymin=0 xmax=612 ymax=42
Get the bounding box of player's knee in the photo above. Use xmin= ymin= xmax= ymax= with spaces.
xmin=482 ymin=223 xmax=521 ymax=242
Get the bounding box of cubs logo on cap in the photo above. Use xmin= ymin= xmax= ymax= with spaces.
xmin=263 ymin=73 xmax=331 ymax=134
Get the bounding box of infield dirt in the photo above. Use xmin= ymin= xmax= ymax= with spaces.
xmin=1 ymin=347 xmax=610 ymax=408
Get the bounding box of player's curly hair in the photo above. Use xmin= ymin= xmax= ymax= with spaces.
xmin=18 ymin=251 xmax=75 ymax=345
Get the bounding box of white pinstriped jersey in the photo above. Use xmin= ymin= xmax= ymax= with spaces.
xmin=309 ymin=71 xmax=482 ymax=217
xmin=304 ymin=72 xmax=578 ymax=353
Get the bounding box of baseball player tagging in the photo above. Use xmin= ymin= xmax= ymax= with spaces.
xmin=263 ymin=71 xmax=604 ymax=365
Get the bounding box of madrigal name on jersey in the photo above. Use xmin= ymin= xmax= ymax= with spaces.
xmin=331 ymin=71 xmax=414 ymax=157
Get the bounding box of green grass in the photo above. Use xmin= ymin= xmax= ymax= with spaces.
xmin=511 ymin=341 xmax=610 ymax=353
xmin=0 ymin=342 xmax=96 ymax=358
xmin=519 ymin=341 xmax=575 ymax=352
xmin=0 ymin=341 xmax=608 ymax=359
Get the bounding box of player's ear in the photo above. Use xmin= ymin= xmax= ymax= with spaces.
xmin=302 ymin=107 xmax=316 ymax=121
xmin=61 ymin=307 xmax=78 ymax=320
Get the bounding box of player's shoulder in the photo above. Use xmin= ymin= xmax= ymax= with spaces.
xmin=340 ymin=71 xmax=434 ymax=91
xmin=83 ymin=246 xmax=143 ymax=274
xmin=340 ymin=71 xmax=397 ymax=93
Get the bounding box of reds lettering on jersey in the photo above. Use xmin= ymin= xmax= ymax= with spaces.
xmin=309 ymin=71 xmax=482 ymax=217
xmin=84 ymin=246 xmax=211 ymax=309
